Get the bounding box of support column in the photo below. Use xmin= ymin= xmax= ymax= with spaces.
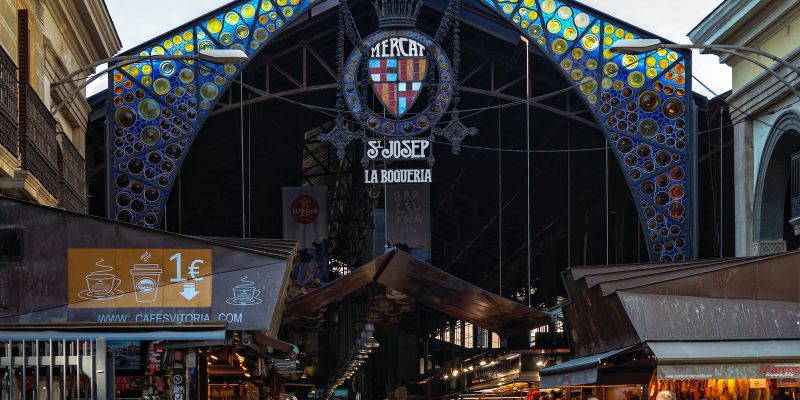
xmin=734 ymin=119 xmax=755 ymax=256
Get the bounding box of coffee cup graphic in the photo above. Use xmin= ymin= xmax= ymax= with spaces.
xmin=131 ymin=251 xmax=162 ymax=303
xmin=226 ymin=276 xmax=262 ymax=305
xmin=78 ymin=258 xmax=124 ymax=301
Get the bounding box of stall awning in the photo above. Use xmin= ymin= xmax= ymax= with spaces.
xmin=0 ymin=322 xmax=228 ymax=341
xmin=651 ymin=340 xmax=800 ymax=380
xmin=539 ymin=346 xmax=638 ymax=388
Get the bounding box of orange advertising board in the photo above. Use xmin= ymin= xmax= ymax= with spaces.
xmin=68 ymin=249 xmax=212 ymax=308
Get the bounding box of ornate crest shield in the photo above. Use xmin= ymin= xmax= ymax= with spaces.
xmin=369 ymin=50 xmax=427 ymax=118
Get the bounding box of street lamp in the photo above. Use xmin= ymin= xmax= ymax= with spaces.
xmin=609 ymin=39 xmax=800 ymax=100
xmin=50 ymin=49 xmax=248 ymax=115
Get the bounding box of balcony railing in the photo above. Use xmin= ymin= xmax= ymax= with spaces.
xmin=20 ymin=83 xmax=58 ymax=195
xmin=0 ymin=46 xmax=17 ymax=155
xmin=57 ymin=132 xmax=86 ymax=213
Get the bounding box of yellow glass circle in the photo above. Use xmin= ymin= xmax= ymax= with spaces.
xmin=646 ymin=68 xmax=658 ymax=79
xmin=572 ymin=48 xmax=584 ymax=59
xmin=528 ymin=10 xmax=538 ymax=20
xmin=502 ymin=4 xmax=513 ymax=14
xmin=657 ymin=48 xmax=668 ymax=57
xmin=141 ymin=75 xmax=153 ymax=86
xmin=241 ymin=4 xmax=256 ymax=18
xmin=163 ymin=40 xmax=173 ymax=50
xmin=185 ymin=43 xmax=194 ymax=52
xmin=183 ymin=31 xmax=193 ymax=41
xmin=622 ymin=54 xmax=638 ymax=69
xmin=259 ymin=14 xmax=268 ymax=24
xmin=613 ymin=80 xmax=624 ymax=90
xmin=547 ymin=19 xmax=561 ymax=33
xmin=225 ymin=11 xmax=240 ymax=25
xmin=667 ymin=51 xmax=678 ymax=62
xmin=586 ymin=59 xmax=598 ymax=70
xmin=615 ymin=28 xmax=624 ymax=38
xmin=588 ymin=94 xmax=597 ymax=104
xmin=561 ymin=58 xmax=572 ymax=69
xmin=571 ymin=69 xmax=583 ymax=81
xmin=142 ymin=64 xmax=153 ymax=75
xmin=214 ymin=75 xmax=227 ymax=86
xmin=121 ymin=64 xmax=130 ymax=71
xmin=625 ymin=33 xmax=634 ymax=39
xmin=130 ymin=67 xmax=140 ymax=77
xmin=604 ymin=24 xmax=614 ymax=35
xmin=541 ymin=0 xmax=555 ymax=13
xmin=601 ymin=78 xmax=612 ymax=89
xmin=150 ymin=46 xmax=165 ymax=56
xmin=659 ymin=58 xmax=669 ymax=69
xmin=591 ymin=25 xmax=600 ymax=34
xmin=564 ymin=27 xmax=578 ymax=40
xmin=520 ymin=20 xmax=529 ymax=29
xmin=538 ymin=36 xmax=546 ymax=45
xmin=197 ymin=30 xmax=206 ymax=39
xmin=603 ymin=62 xmax=619 ymax=77
xmin=277 ymin=0 xmax=288 ymax=6
xmin=603 ymin=49 xmax=612 ymax=59
xmin=173 ymin=35 xmax=183 ymax=45
xmin=580 ymin=77 xmax=597 ymax=94
xmin=283 ymin=7 xmax=293 ymax=17
xmin=646 ymin=56 xmax=657 ymax=67
xmin=523 ymin=0 xmax=535 ymax=7
xmin=262 ymin=1 xmax=273 ymax=10
xmin=552 ymin=38 xmax=568 ymax=54
xmin=140 ymin=51 xmax=149 ymax=57
xmin=291 ymin=0 xmax=300 ymax=5
xmin=603 ymin=36 xmax=613 ymax=46
xmin=207 ymin=18 xmax=223 ymax=34
xmin=582 ymin=34 xmax=599 ymax=50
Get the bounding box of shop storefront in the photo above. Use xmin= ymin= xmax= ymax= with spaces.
xmin=0 ymin=197 xmax=299 ymax=399
xmin=540 ymin=252 xmax=800 ymax=400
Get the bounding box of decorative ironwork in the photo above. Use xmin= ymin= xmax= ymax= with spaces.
xmin=432 ymin=0 xmax=478 ymax=153
xmin=105 ymin=0 xmax=694 ymax=261
xmin=22 ymin=83 xmax=58 ymax=195
xmin=58 ymin=132 xmax=87 ymax=213
xmin=319 ymin=114 xmax=363 ymax=159
xmin=0 ymin=46 xmax=17 ymax=155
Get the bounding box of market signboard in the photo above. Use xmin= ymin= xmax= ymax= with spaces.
xmin=659 ymin=364 xmax=800 ymax=380
xmin=65 ymin=248 xmax=284 ymax=330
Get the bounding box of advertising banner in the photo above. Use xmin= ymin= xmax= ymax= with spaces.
xmin=65 ymin=247 xmax=286 ymax=331
xmin=282 ymin=186 xmax=329 ymax=298
xmin=385 ymin=184 xmax=431 ymax=263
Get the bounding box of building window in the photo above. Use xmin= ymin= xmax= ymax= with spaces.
xmin=464 ymin=322 xmax=473 ymax=349
xmin=491 ymin=332 xmax=500 ymax=349
xmin=454 ymin=321 xmax=463 ymax=347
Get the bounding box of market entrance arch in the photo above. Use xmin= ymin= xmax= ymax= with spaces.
xmin=105 ymin=0 xmax=694 ymax=262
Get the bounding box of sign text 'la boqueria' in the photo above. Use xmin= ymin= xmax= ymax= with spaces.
xmin=365 ymin=168 xmax=432 ymax=183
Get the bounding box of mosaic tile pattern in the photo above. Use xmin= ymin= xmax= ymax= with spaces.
xmin=108 ymin=0 xmax=693 ymax=261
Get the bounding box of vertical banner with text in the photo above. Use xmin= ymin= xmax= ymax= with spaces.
xmin=282 ymin=186 xmax=329 ymax=298
xmin=385 ymin=184 xmax=431 ymax=263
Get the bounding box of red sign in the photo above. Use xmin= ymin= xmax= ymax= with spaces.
xmin=290 ymin=195 xmax=320 ymax=224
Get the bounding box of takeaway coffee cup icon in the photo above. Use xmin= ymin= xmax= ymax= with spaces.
xmin=131 ymin=252 xmax=162 ymax=303
xmin=226 ymin=276 xmax=262 ymax=305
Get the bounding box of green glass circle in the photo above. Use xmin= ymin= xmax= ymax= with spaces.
xmin=220 ymin=32 xmax=234 ymax=46
xmin=179 ymin=68 xmax=195 ymax=84
xmin=153 ymin=78 xmax=171 ymax=96
xmin=137 ymin=98 xmax=160 ymax=121
xmin=200 ymin=83 xmax=219 ymax=100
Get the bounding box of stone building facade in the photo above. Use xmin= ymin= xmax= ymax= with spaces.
xmin=691 ymin=0 xmax=800 ymax=256
xmin=0 ymin=0 xmax=120 ymax=211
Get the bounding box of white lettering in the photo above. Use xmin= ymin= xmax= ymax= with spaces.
xmin=366 ymin=140 xmax=430 ymax=160
xmin=370 ymin=37 xmax=426 ymax=58
xmin=364 ymin=169 xmax=432 ymax=183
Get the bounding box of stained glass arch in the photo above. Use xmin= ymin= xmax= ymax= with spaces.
xmin=106 ymin=0 xmax=695 ymax=262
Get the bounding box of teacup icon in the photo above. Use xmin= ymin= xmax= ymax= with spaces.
xmin=226 ymin=276 xmax=262 ymax=305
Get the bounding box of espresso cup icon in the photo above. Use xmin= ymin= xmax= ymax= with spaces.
xmin=86 ymin=273 xmax=121 ymax=296
xmin=131 ymin=265 xmax=162 ymax=303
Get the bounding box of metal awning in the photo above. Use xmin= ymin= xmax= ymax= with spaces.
xmin=651 ymin=340 xmax=800 ymax=380
xmin=539 ymin=346 xmax=639 ymax=388
xmin=0 ymin=330 xmax=227 ymax=341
